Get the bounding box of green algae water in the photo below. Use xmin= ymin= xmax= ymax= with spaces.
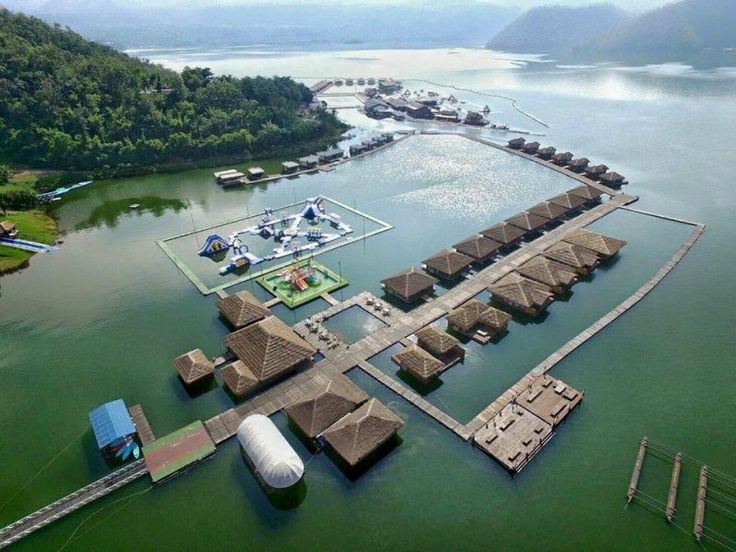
xmin=1 ymin=49 xmax=736 ymax=551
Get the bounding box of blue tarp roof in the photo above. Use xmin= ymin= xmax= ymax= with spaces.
xmin=88 ymin=399 xmax=135 ymax=450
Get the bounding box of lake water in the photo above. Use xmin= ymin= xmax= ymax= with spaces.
xmin=1 ymin=47 xmax=735 ymax=551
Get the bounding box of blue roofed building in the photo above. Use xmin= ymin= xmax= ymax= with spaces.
xmin=88 ymin=399 xmax=139 ymax=461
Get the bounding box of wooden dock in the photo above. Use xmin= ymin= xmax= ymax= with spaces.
xmin=128 ymin=404 xmax=156 ymax=446
xmin=628 ymin=437 xmax=648 ymax=502
xmin=666 ymin=452 xmax=682 ymax=521
xmin=694 ymin=465 xmax=709 ymax=541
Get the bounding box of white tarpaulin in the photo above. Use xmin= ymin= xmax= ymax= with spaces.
xmin=237 ymin=414 xmax=304 ymax=489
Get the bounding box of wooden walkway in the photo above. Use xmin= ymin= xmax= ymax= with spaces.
xmin=128 ymin=404 xmax=156 ymax=445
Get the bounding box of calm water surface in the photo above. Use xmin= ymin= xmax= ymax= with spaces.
xmin=1 ymin=48 xmax=735 ymax=551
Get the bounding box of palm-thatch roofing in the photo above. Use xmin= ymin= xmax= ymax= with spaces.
xmin=392 ymin=345 xmax=445 ymax=383
xmin=562 ymin=228 xmax=627 ymax=258
xmin=548 ymin=193 xmax=588 ymax=210
xmin=505 ymin=211 xmax=549 ymax=232
xmin=543 ymin=241 xmax=600 ymax=273
xmin=599 ymin=171 xmax=626 ymax=185
xmin=381 ymin=269 xmax=438 ymax=302
xmin=174 ymin=348 xmax=214 ymax=385
xmin=423 ymin=250 xmax=473 ymax=279
xmin=453 ymin=235 xmax=502 ymax=261
xmin=585 ymin=164 xmax=609 ymax=177
xmin=415 ymin=325 xmax=460 ymax=356
xmin=489 ymin=273 xmax=555 ymax=314
xmin=517 ymin=256 xmax=578 ymax=291
xmin=481 ymin=222 xmax=527 ymax=245
xmin=507 ymin=137 xmax=526 ymax=149
xmin=220 ymin=360 xmax=259 ymax=397
xmin=567 ymin=157 xmax=590 ymax=170
xmin=537 ymin=146 xmax=557 ymax=158
xmin=553 ymin=151 xmax=573 ymax=165
xmin=567 ymin=185 xmax=604 ymax=201
xmin=447 ymin=299 xmax=511 ymax=333
xmin=224 ymin=316 xmax=316 ymax=382
xmin=521 ymin=141 xmax=540 ymax=153
xmin=217 ymin=291 xmax=270 ymax=329
xmin=322 ymin=398 xmax=404 ymax=466
xmin=284 ymin=375 xmax=368 ymax=438
xmin=527 ymin=202 xmax=570 ymax=221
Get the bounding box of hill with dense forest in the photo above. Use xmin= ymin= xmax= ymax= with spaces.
xmin=0 ymin=9 xmax=346 ymax=175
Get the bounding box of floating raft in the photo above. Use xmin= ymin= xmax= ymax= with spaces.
xmin=142 ymin=420 xmax=215 ymax=484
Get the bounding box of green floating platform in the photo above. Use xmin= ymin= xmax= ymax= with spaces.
xmin=142 ymin=420 xmax=216 ymax=484
xmin=256 ymin=260 xmax=348 ymax=308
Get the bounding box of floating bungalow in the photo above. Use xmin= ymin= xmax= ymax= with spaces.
xmin=217 ymin=290 xmax=270 ymax=329
xmin=447 ymin=300 xmax=512 ymax=343
xmin=464 ymin=111 xmax=488 ymax=126
xmin=567 ymin=185 xmax=604 ymax=203
xmin=453 ymin=235 xmax=503 ymax=265
xmin=489 ymin=273 xmax=555 ymax=317
xmin=507 ymin=137 xmax=526 ymax=150
xmin=88 ymin=399 xmax=139 ymax=462
xmin=505 ymin=211 xmax=549 ymax=233
xmin=281 ymin=161 xmax=300 ymax=175
xmin=174 ymin=348 xmax=215 ymax=387
xmin=548 ymin=192 xmax=588 ymax=212
xmin=562 ymin=228 xmax=627 ymax=260
xmin=422 ymin=249 xmax=474 ymax=280
xmin=217 ymin=171 xmax=246 ymax=186
xmin=407 ymin=102 xmax=433 ymax=119
xmin=363 ymin=98 xmax=388 ymax=117
xmin=214 ymin=168 xmax=238 ymax=180
xmin=392 ymin=345 xmax=446 ymax=384
xmin=567 ymin=157 xmax=590 ymax=173
xmin=527 ymin=201 xmax=570 ymax=222
xmin=284 ymin=375 xmax=368 ymax=439
xmin=552 ymin=151 xmax=574 ymax=166
xmin=298 ymin=155 xmax=319 ymax=169
xmin=517 ymin=256 xmax=578 ymax=294
xmin=322 ymin=398 xmax=404 ymax=467
xmin=521 ymin=141 xmax=540 ymax=154
xmin=143 ymin=420 xmax=215 ymax=484
xmin=237 ymin=415 xmax=303 ymax=489
xmin=220 ymin=360 xmax=259 ymax=398
xmin=349 ymin=144 xmax=367 ymax=156
xmin=416 ymin=96 xmax=439 ymax=107
xmin=247 ymin=167 xmax=266 ymax=181
xmin=380 ymin=269 xmax=438 ymax=304
xmin=318 ymin=148 xmax=344 ymax=164
xmin=378 ymin=78 xmax=402 ymax=94
xmin=537 ymin=146 xmax=556 ymax=160
xmin=434 ymin=107 xmax=459 ymax=122
xmin=481 ymin=222 xmax=527 ymax=249
xmin=386 ymin=97 xmax=410 ymax=112
xmin=585 ymin=164 xmax=609 ymax=180
xmin=0 ymin=221 xmax=18 ymax=238
xmin=516 ymin=374 xmax=583 ymax=428
xmin=224 ymin=316 xmax=316 ymax=392
xmin=599 ymin=171 xmax=627 ymax=187
xmin=542 ymin=241 xmax=600 ymax=275
xmin=414 ymin=325 xmax=465 ymax=368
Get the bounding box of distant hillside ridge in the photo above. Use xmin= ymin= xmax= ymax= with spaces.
xmin=486 ymin=3 xmax=631 ymax=53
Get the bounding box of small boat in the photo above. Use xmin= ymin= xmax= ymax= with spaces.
xmin=129 ymin=203 xmax=141 ymax=209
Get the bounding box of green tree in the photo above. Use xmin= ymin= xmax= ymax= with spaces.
xmin=0 ymin=164 xmax=10 ymax=186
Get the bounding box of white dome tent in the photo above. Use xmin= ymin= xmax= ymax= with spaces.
xmin=237 ymin=414 xmax=304 ymax=489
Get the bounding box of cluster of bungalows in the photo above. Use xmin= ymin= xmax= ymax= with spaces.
xmin=284 ymin=374 xmax=404 ymax=471
xmin=473 ymin=373 xmax=583 ymax=473
xmin=392 ymin=325 xmax=466 ymax=384
xmin=213 ymin=167 xmax=266 ymax=187
xmin=507 ymin=138 xmax=629 ymax=187
xmin=348 ymin=133 xmax=395 ymax=157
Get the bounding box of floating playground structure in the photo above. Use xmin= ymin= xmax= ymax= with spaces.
xmin=257 ymin=259 xmax=348 ymax=308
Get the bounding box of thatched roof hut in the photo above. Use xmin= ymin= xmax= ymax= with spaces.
xmin=447 ymin=299 xmax=511 ymax=334
xmin=392 ymin=345 xmax=446 ymax=383
xmin=521 ymin=141 xmax=540 ymax=154
xmin=174 ymin=348 xmax=214 ymax=386
xmin=489 ymin=273 xmax=555 ymax=317
xmin=414 ymin=325 xmax=465 ymax=366
xmin=507 ymin=137 xmax=526 ymax=149
xmin=567 ymin=157 xmax=590 ymax=172
xmin=542 ymin=241 xmax=600 ymax=275
xmin=481 ymin=222 xmax=527 ymax=246
xmin=322 ymin=398 xmax=404 ymax=466
xmin=381 ymin=269 xmax=438 ymax=303
xmin=527 ymin=202 xmax=570 ymax=221
xmin=562 ymin=228 xmax=627 ymax=259
xmin=567 ymin=185 xmax=604 ymax=202
xmin=548 ymin=192 xmax=588 ymax=211
xmin=599 ymin=172 xmax=627 ymax=186
xmin=505 ymin=211 xmax=549 ymax=233
xmin=284 ymin=375 xmax=368 ymax=438
xmin=517 ymin=256 xmax=578 ymax=294
xmin=453 ymin=235 xmax=502 ymax=264
xmin=552 ymin=152 xmax=573 ymax=166
xmin=217 ymin=291 xmax=270 ymax=329
xmin=422 ymin=250 xmax=473 ymax=280
xmin=585 ymin=164 xmax=609 ymax=179
xmin=220 ymin=360 xmax=259 ymax=398
xmin=224 ymin=316 xmax=316 ymax=383
xmin=537 ymin=146 xmax=557 ymax=159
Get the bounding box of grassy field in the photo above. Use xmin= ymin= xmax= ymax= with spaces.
xmin=0 ymin=210 xmax=57 ymax=274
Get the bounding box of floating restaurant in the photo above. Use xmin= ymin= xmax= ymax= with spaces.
xmin=517 ymin=256 xmax=579 ymax=294
xmin=380 ymin=269 xmax=438 ymax=304
xmin=481 ymin=222 xmax=527 ymax=249
xmin=415 ymin=325 xmax=465 ymax=369
xmin=489 ymin=273 xmax=555 ymax=317
xmin=392 ymin=345 xmax=446 ymax=384
xmin=542 ymin=241 xmax=600 ymax=275
xmin=453 ymin=235 xmax=503 ymax=265
xmin=174 ymin=348 xmax=215 ymax=388
xmin=422 ymin=249 xmax=474 ymax=280
xmin=447 ymin=299 xmax=512 ymax=343
xmin=563 ymin=228 xmax=627 ymax=259
xmin=217 ymin=290 xmax=270 ymax=329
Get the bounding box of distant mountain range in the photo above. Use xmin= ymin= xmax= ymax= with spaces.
xmin=0 ymin=1 xmax=519 ymax=50
xmin=487 ymin=0 xmax=736 ymax=63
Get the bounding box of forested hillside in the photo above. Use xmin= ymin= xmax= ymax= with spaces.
xmin=0 ymin=10 xmax=346 ymax=175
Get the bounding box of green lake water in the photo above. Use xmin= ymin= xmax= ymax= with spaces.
xmin=1 ymin=48 xmax=735 ymax=551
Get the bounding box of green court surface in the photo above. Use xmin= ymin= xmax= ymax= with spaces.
xmin=142 ymin=421 xmax=216 ymax=484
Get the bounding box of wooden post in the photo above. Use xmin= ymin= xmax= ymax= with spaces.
xmin=694 ymin=465 xmax=708 ymax=541
xmin=628 ymin=436 xmax=648 ymax=502
xmin=666 ymin=452 xmax=682 ymax=521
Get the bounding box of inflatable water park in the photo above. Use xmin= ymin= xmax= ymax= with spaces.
xmin=197 ymin=196 xmax=354 ymax=275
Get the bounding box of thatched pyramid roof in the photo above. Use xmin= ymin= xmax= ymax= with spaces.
xmin=599 ymin=171 xmax=626 ymax=184
xmin=527 ymin=202 xmax=570 ymax=221
xmin=548 ymin=193 xmax=588 ymax=210
xmin=490 ymin=273 xmax=554 ymax=311
xmin=563 ymin=228 xmax=627 ymax=258
xmin=220 ymin=360 xmax=259 ymax=398
xmin=567 ymin=185 xmax=604 ymax=201
xmin=448 ymin=299 xmax=510 ymax=332
xmin=518 ymin=256 xmax=578 ymax=290
xmin=478 ymin=305 xmax=513 ymax=331
xmin=284 ymin=375 xmax=368 ymax=438
xmin=174 ymin=348 xmax=214 ymax=385
xmin=415 ymin=325 xmax=460 ymax=356
xmin=506 ymin=212 xmax=548 ymax=232
xmin=322 ymin=398 xmax=404 ymax=466
xmin=543 ymin=241 xmax=600 ymax=272
xmin=225 ymin=316 xmax=316 ymax=381
xmin=423 ymin=250 xmax=473 ymax=277
xmin=392 ymin=346 xmax=445 ymax=383
xmin=481 ymin=222 xmax=527 ymax=245
xmin=453 ymin=235 xmax=502 ymax=260
xmin=585 ymin=164 xmax=609 ymax=176
xmin=381 ymin=269 xmax=438 ymax=300
xmin=217 ymin=291 xmax=270 ymax=329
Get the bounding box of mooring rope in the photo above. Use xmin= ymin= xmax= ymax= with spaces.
xmin=0 ymin=427 xmax=87 ymax=514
